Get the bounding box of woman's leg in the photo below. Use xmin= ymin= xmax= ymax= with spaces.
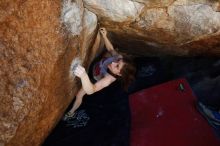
xmin=68 ymin=88 xmax=86 ymax=116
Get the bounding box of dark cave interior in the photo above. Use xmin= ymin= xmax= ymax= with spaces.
xmin=44 ymin=28 xmax=220 ymax=145
xmin=43 ymin=54 xmax=220 ymax=146
xmin=44 ymin=19 xmax=220 ymax=145
xmin=132 ymin=56 xmax=220 ymax=109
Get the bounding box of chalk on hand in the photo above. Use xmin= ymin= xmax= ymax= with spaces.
xmin=70 ymin=57 xmax=82 ymax=77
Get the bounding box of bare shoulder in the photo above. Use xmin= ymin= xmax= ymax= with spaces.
xmin=110 ymin=49 xmax=121 ymax=57
xmin=99 ymin=74 xmax=116 ymax=86
xmin=94 ymin=74 xmax=116 ymax=92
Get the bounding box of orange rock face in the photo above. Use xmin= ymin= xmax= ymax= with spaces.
xmin=0 ymin=0 xmax=81 ymax=145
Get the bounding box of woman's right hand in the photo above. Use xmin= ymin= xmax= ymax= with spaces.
xmin=73 ymin=65 xmax=86 ymax=78
xmin=99 ymin=27 xmax=107 ymax=37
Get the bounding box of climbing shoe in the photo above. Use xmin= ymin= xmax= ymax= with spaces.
xmin=62 ymin=111 xmax=75 ymax=121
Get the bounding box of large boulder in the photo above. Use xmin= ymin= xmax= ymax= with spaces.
xmin=1 ymin=0 xmax=220 ymax=146
xmin=0 ymin=0 xmax=97 ymax=145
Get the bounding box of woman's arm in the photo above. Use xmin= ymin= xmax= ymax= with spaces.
xmin=99 ymin=28 xmax=118 ymax=55
xmin=91 ymin=31 xmax=101 ymax=55
xmin=74 ymin=65 xmax=115 ymax=94
xmin=74 ymin=65 xmax=95 ymax=94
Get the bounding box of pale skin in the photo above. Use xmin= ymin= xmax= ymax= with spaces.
xmin=67 ymin=28 xmax=125 ymax=116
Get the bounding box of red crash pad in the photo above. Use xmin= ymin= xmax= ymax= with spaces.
xmin=129 ymin=78 xmax=220 ymax=146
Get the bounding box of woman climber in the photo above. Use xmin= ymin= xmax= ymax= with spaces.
xmin=63 ymin=27 xmax=136 ymax=120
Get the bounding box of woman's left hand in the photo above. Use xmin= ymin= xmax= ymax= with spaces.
xmin=73 ymin=65 xmax=86 ymax=78
xmin=99 ymin=27 xmax=107 ymax=37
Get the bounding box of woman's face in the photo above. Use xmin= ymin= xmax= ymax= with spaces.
xmin=108 ymin=59 xmax=125 ymax=76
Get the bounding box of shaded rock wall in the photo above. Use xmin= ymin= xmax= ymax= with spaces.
xmin=83 ymin=0 xmax=220 ymax=56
